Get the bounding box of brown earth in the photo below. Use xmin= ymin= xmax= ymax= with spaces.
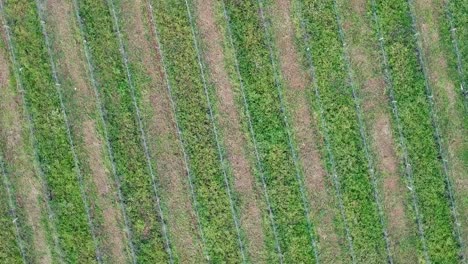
xmin=0 ymin=32 xmax=53 ymax=263
xmin=195 ymin=0 xmax=267 ymax=262
xmin=45 ymin=0 xmax=128 ymax=262
xmin=270 ymin=0 xmax=345 ymax=262
xmin=121 ymin=0 xmax=205 ymax=261
xmin=345 ymin=0 xmax=416 ymax=262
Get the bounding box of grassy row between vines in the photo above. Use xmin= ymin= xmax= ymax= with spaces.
xmin=76 ymin=0 xmax=171 ymax=262
xmin=372 ymin=0 xmax=459 ymax=262
xmin=292 ymin=0 xmax=388 ymax=262
xmin=220 ymin=0 xmax=319 ymax=262
xmin=149 ymin=0 xmax=246 ymax=261
xmin=3 ymin=0 xmax=99 ymax=262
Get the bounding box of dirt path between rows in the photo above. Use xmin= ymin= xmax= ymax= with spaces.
xmin=122 ymin=0 xmax=205 ymax=261
xmin=270 ymin=0 xmax=344 ymax=262
xmin=0 ymin=31 xmax=52 ymax=264
xmin=195 ymin=0 xmax=268 ymax=262
xmin=344 ymin=0 xmax=416 ymax=262
xmin=45 ymin=0 xmax=128 ymax=261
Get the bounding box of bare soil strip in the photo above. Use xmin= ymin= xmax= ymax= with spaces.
xmin=0 ymin=30 xmax=52 ymax=264
xmin=44 ymin=0 xmax=128 ymax=261
xmin=341 ymin=0 xmax=417 ymax=262
xmin=121 ymin=0 xmax=205 ymax=261
xmin=195 ymin=0 xmax=268 ymax=262
xmin=270 ymin=0 xmax=344 ymax=262
xmin=413 ymin=0 xmax=468 ymax=259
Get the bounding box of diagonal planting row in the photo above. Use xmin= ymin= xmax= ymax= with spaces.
xmin=1 ymin=0 xmax=102 ymax=262
xmin=144 ymin=0 xmax=208 ymax=261
xmin=194 ymin=0 xmax=269 ymax=261
xmin=332 ymin=0 xmax=393 ymax=261
xmin=438 ymin=0 xmax=468 ymax=259
xmin=337 ymin=0 xmax=419 ymax=262
xmin=74 ymin=0 xmax=174 ymax=262
xmin=371 ymin=0 xmax=460 ymax=262
xmin=183 ymin=0 xmax=247 ymax=261
xmin=256 ymin=0 xmax=319 ymax=261
xmin=369 ymin=0 xmax=430 ymax=262
xmin=0 ymin=4 xmax=59 ymax=262
xmin=219 ymin=0 xmax=282 ymax=261
xmin=48 ymin=0 xmax=131 ymax=261
xmin=269 ymin=0 xmax=345 ymax=261
xmin=443 ymin=0 xmax=468 ymax=109
xmin=292 ymin=0 xmax=389 ymax=262
xmin=220 ymin=0 xmax=320 ymax=262
xmin=69 ymin=0 xmax=137 ymax=261
xmin=106 ymin=0 xmax=174 ymax=261
xmin=148 ymin=0 xmax=247 ymax=261
xmin=407 ymin=0 xmax=465 ymax=261
xmin=0 ymin=153 xmax=27 ymax=263
xmin=0 ymin=35 xmax=31 ymax=263
xmin=34 ymin=0 xmax=103 ymax=261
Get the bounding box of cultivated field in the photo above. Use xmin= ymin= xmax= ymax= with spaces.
xmin=0 ymin=0 xmax=466 ymax=263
